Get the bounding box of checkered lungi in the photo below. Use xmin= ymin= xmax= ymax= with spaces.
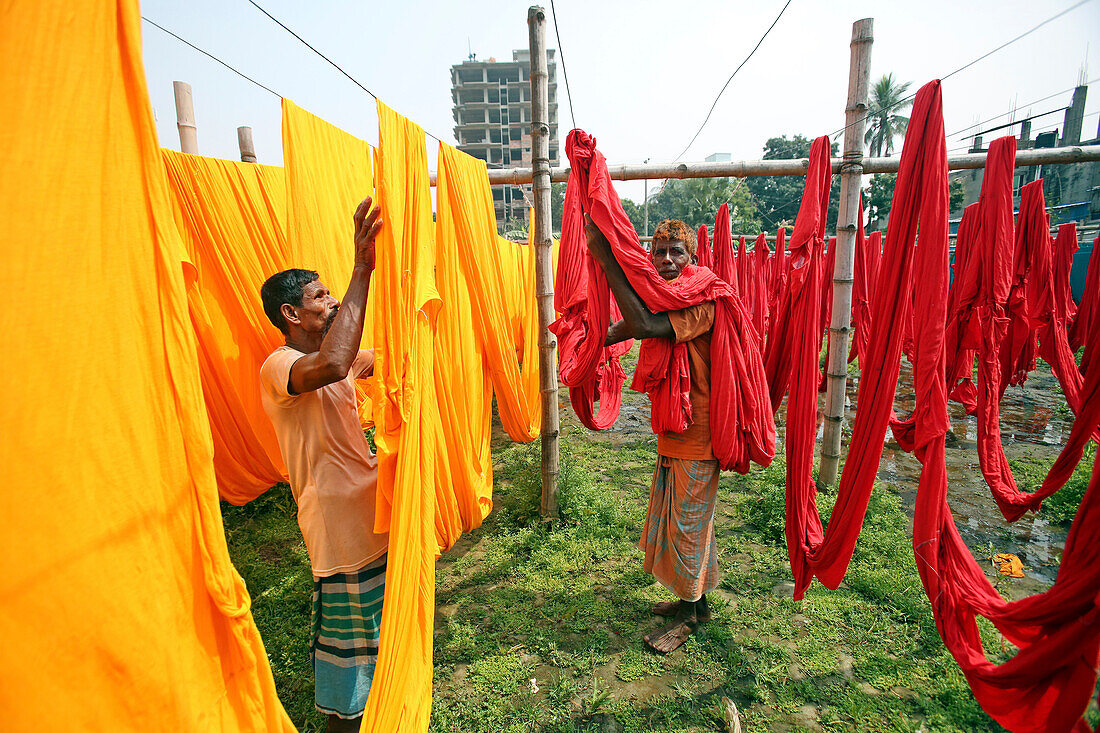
xmin=311 ymin=555 xmax=386 ymax=719
xmin=639 ymin=455 xmax=720 ymax=602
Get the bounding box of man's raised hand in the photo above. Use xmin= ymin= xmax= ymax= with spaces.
xmin=352 ymin=196 xmax=383 ymax=271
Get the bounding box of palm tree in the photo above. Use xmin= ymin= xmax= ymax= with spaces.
xmin=864 ymin=74 xmax=913 ymax=158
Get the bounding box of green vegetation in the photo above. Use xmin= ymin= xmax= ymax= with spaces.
xmin=1011 ymin=442 xmax=1095 ymax=527
xmin=223 ymin=428 xmax=1099 ymax=731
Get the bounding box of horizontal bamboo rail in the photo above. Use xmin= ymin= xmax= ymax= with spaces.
xmin=428 ymin=144 xmax=1100 ymax=186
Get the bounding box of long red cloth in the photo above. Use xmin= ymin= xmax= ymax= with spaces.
xmin=560 ymin=129 xmax=775 ymax=472
xmin=849 ymin=200 xmax=873 ymax=366
xmin=1070 ymin=236 xmax=1100 ymax=373
xmin=712 ymin=203 xmax=736 ymax=289
xmin=696 ymin=224 xmax=712 ymax=270
xmin=768 ymin=227 xmax=788 ymax=334
xmin=737 ymin=235 xmax=749 ymax=298
xmin=751 ymin=232 xmax=770 ymax=349
xmin=945 ymin=203 xmax=980 ymax=412
xmin=900 ymin=89 xmax=1100 ymax=733
xmin=550 ymin=171 xmax=632 ymax=429
xmin=1053 ymin=223 xmax=1080 ymax=330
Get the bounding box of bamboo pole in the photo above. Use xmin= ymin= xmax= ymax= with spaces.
xmin=528 ymin=6 xmax=560 ymax=519
xmin=237 ymin=126 xmax=257 ymax=163
xmin=173 ymin=81 xmax=198 ymax=154
xmin=428 ymin=144 xmax=1100 ymax=186
xmin=819 ymin=18 xmax=873 ymax=488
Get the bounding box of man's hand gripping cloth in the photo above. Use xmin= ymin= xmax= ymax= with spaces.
xmin=560 ymin=129 xmax=775 ymax=472
xmin=897 ymin=81 xmax=1100 ymax=733
xmin=549 ymin=168 xmax=633 ymax=429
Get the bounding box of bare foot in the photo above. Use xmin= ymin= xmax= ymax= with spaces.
xmin=651 ymin=598 xmax=712 ymax=622
xmin=644 ymin=618 xmax=697 ymax=653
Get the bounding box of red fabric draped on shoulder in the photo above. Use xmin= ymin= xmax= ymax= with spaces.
xmin=559 ymin=129 xmax=775 ymax=472
xmin=549 ymin=171 xmax=632 ymax=429
xmin=902 ymin=92 xmax=1100 ymax=733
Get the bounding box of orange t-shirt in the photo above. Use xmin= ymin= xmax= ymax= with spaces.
xmin=656 ymin=302 xmax=716 ymax=461
xmin=259 ymin=346 xmax=388 ymax=576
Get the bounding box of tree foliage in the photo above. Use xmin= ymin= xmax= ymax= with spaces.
xmin=746 ymin=135 xmax=841 ymax=232
xmin=865 ymin=74 xmax=913 ymax=159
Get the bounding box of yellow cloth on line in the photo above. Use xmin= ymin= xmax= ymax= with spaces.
xmin=0 ymin=1 xmax=293 ymax=729
xmin=161 ymin=149 xmax=291 ymax=505
xmin=281 ymin=98 xmax=377 ymax=426
xmin=360 ymin=100 xmax=440 ymax=732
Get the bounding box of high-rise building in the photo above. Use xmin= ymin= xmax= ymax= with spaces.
xmin=451 ymin=49 xmax=559 ymax=228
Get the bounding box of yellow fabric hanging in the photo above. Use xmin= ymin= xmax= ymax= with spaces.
xmin=360 ymin=101 xmax=440 ymax=732
xmin=162 ymin=150 xmax=291 ymax=505
xmin=436 ymin=144 xmax=543 ymax=442
xmin=0 ymin=2 xmax=292 ymax=729
xmin=281 ymin=99 xmax=377 ymax=425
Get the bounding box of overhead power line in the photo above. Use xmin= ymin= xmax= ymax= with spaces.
xmin=548 ymin=0 xmax=577 ymax=130
xmin=946 ymin=78 xmax=1098 ymax=140
xmin=142 ymin=16 xmax=282 ymax=98
xmin=674 ymin=0 xmax=793 ymax=162
xmin=244 ymin=0 xmax=445 ymax=143
xmin=830 ymin=0 xmax=1094 ymax=141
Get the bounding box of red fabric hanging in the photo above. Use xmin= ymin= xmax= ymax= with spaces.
xmin=751 ymin=232 xmax=770 ymax=349
xmin=561 ymin=129 xmax=775 ymax=472
xmin=849 ymin=203 xmax=872 ymax=366
xmin=696 ymin=224 xmax=713 ymax=270
xmin=550 ymin=172 xmax=632 ymax=430
xmin=737 ymin=235 xmax=749 ymax=298
xmin=945 ymin=203 xmax=980 ymax=412
xmin=818 ymin=236 xmax=838 ymax=391
xmin=768 ymin=227 xmax=788 ymax=336
xmin=1069 ymin=236 xmax=1100 ymax=371
xmin=900 ymin=90 xmax=1100 ymax=733
xmin=1053 ymin=223 xmax=1079 ymax=330
xmin=712 ymin=203 xmax=736 ymax=289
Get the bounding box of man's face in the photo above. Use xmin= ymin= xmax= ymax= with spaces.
xmin=651 ymin=239 xmax=691 ymax=281
xmin=292 ymin=280 xmax=340 ymax=334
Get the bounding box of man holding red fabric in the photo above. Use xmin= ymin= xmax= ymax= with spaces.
xmin=586 ymin=214 xmax=720 ymax=653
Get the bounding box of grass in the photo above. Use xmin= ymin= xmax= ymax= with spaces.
xmin=1010 ymin=441 xmax=1095 ymax=527
xmin=221 ymin=427 xmax=1100 ymax=731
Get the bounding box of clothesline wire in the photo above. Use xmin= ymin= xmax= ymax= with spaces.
xmin=945 ymin=108 xmax=1100 ymax=153
xmin=829 ymin=0 xmax=1094 ymax=142
xmin=549 ymin=0 xmax=577 ymax=130
xmin=945 ymin=78 xmax=1099 ymax=140
xmin=244 ymin=0 xmax=446 ymax=144
xmin=142 ymin=16 xmax=283 ymax=99
xmin=673 ymin=0 xmax=793 ymax=163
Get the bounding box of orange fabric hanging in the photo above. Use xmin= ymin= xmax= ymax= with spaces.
xmin=0 ymin=1 xmax=292 ymax=728
xmin=281 ymin=99 xmax=377 ymax=426
xmin=161 ymin=150 xmax=292 ymax=505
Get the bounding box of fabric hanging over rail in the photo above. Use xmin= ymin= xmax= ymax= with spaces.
xmin=281 ymin=99 xmax=377 ymax=426
xmin=899 ymin=101 xmax=1100 ymax=733
xmin=737 ymin=235 xmax=749 ymax=297
xmin=161 ymin=150 xmax=292 ymax=505
xmin=768 ymin=227 xmax=788 ymax=331
xmin=1052 ymin=223 xmax=1079 ymax=330
xmin=848 ymin=198 xmax=873 ymax=367
xmin=1069 ymin=236 xmax=1100 ymax=373
xmin=945 ymin=203 xmax=980 ymax=413
xmin=763 ymin=138 xmax=831 ymax=413
xmin=712 ymin=204 xmax=737 ymax=289
xmin=750 ymin=232 xmax=770 ymax=349
xmin=697 ymin=224 xmax=712 ymax=270
xmin=550 ymin=170 xmax=632 ymax=429
xmin=561 ymin=129 xmax=775 ymax=472
xmin=788 ymin=81 xmax=951 ymax=600
xmin=0 ymin=1 xmax=293 ymax=727
xmin=360 ymin=101 xmax=441 ymax=732
xmin=818 ymin=236 xmax=838 ymax=392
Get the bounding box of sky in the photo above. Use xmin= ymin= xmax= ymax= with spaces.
xmin=141 ymin=0 xmax=1100 ymax=203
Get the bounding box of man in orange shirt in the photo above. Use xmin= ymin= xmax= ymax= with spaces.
xmin=586 ymin=215 xmax=718 ymax=654
xmin=259 ymin=197 xmax=385 ymax=732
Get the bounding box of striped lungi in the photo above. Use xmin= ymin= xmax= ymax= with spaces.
xmin=311 ymin=555 xmax=386 ymax=719
xmin=639 ymin=455 xmax=720 ymax=602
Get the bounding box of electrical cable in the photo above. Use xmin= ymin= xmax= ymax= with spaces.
xmin=244 ymin=0 xmax=445 ymax=142
xmin=674 ymin=0 xmax=793 ymax=162
xmin=549 ymin=0 xmax=577 ymax=130
xmin=142 ymin=16 xmax=282 ymax=99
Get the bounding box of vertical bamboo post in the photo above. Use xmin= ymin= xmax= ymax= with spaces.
xmin=173 ymin=81 xmax=198 ymax=154
xmin=529 ymin=6 xmax=560 ymax=518
xmin=819 ymin=18 xmax=873 ymax=488
xmin=237 ymin=126 xmax=257 ymax=163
